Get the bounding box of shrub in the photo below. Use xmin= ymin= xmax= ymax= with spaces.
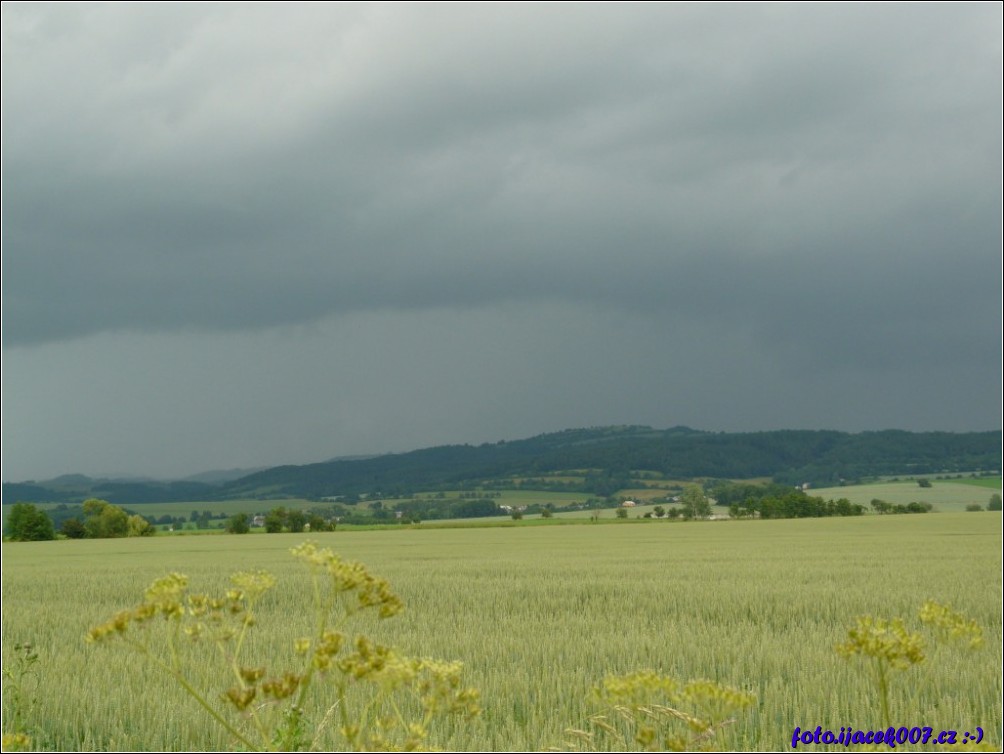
xmin=128 ymin=514 xmax=156 ymax=537
xmin=287 ymin=510 xmax=307 ymax=533
xmin=5 ymin=503 xmax=55 ymax=542
xmin=225 ymin=513 xmax=251 ymax=534
xmin=306 ymin=514 xmax=330 ymax=532
xmin=264 ymin=507 xmax=287 ymax=533
xmin=59 ymin=518 xmax=86 ymax=539
xmin=82 ymin=499 xmax=130 ymax=538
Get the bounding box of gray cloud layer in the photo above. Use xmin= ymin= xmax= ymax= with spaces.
xmin=2 ymin=3 xmax=1000 ymax=479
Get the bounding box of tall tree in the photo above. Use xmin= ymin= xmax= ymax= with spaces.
xmin=6 ymin=503 xmax=55 ymax=541
xmin=82 ymin=498 xmax=129 ymax=538
xmin=264 ymin=507 xmax=287 ymax=533
xmin=679 ymin=485 xmax=711 ymax=520
xmin=226 ymin=512 xmax=251 ymax=534
xmin=287 ymin=510 xmax=307 ymax=533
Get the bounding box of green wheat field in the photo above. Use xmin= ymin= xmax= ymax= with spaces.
xmin=2 ymin=513 xmax=1001 ymax=750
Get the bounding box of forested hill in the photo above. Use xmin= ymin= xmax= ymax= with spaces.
xmin=220 ymin=427 xmax=1000 ymax=499
xmin=7 ymin=426 xmax=997 ymax=505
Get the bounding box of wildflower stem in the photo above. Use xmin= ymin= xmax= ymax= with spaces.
xmin=876 ymin=658 xmax=890 ymax=729
xmin=231 ymin=596 xmax=256 ymax=667
xmin=336 ymin=676 xmax=355 ymax=747
xmin=142 ymin=649 xmax=259 ymax=751
xmin=166 ymin=622 xmax=181 ymax=674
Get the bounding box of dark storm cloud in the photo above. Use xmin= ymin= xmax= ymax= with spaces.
xmin=4 ymin=4 xmax=998 ymax=351
xmin=2 ymin=3 xmax=1000 ymax=480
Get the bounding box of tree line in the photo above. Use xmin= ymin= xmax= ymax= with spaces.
xmin=708 ymin=482 xmax=864 ymax=519
xmin=5 ymin=499 xmax=155 ymax=541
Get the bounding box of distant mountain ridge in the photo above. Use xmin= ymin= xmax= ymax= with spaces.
xmin=3 ymin=425 xmax=1000 ymax=505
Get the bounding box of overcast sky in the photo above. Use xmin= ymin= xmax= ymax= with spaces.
xmin=2 ymin=2 xmax=1001 ymax=482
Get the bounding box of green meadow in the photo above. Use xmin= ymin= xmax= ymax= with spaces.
xmin=809 ymin=479 xmax=1002 ymax=512
xmin=2 ymin=513 xmax=1000 ymax=751
xmin=939 ymin=476 xmax=1004 ymax=490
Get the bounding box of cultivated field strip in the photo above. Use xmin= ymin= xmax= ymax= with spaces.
xmin=2 ymin=514 xmax=1000 ymax=750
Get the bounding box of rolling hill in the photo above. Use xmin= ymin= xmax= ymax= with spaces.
xmin=3 ymin=425 xmax=999 ymax=505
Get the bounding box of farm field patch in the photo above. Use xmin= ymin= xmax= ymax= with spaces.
xmin=940 ymin=476 xmax=1003 ymax=489
xmin=809 ymin=481 xmax=1002 ymax=512
xmin=2 ymin=513 xmax=1000 ymax=751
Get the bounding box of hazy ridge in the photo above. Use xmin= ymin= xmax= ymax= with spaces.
xmin=3 ymin=425 xmax=999 ymax=506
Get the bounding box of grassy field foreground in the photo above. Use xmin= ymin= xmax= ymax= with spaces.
xmin=2 ymin=514 xmax=1001 ymax=750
